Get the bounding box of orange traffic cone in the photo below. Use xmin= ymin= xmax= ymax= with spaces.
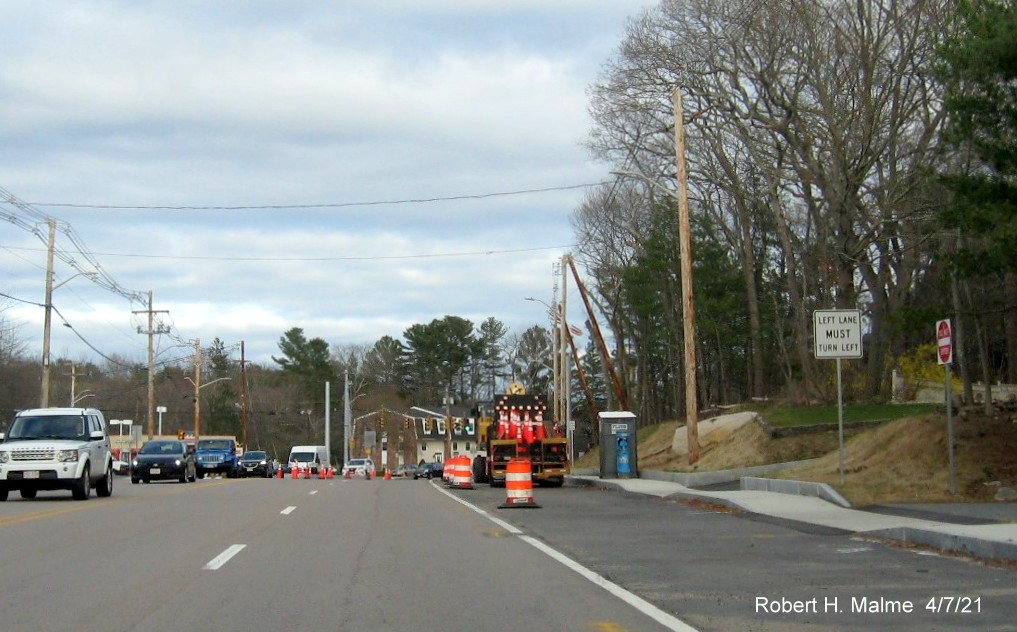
xmin=318 ymin=466 xmax=326 ymax=479
xmin=291 ymin=465 xmax=299 ymax=480
xmin=344 ymin=468 xmax=352 ymax=479
xmin=384 ymin=468 xmax=392 ymax=480
xmin=326 ymin=467 xmax=334 ymax=479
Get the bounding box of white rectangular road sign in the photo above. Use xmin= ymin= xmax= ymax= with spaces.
xmin=813 ymin=309 xmax=863 ymax=359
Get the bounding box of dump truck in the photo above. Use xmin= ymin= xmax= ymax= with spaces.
xmin=477 ymin=387 xmax=568 ymax=487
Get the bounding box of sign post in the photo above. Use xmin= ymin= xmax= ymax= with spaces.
xmin=937 ymin=319 xmax=956 ymax=494
xmin=814 ymin=309 xmax=863 ymax=484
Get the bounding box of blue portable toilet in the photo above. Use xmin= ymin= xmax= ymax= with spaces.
xmin=598 ymin=411 xmax=637 ymax=479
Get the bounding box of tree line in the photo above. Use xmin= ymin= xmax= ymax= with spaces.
xmin=578 ymin=0 xmax=1017 ymax=421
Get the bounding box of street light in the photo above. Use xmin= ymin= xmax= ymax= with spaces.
xmin=71 ymin=390 xmax=96 ymax=406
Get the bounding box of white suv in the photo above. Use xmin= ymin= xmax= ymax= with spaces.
xmin=0 ymin=407 xmax=114 ymax=501
xmin=341 ymin=458 xmax=376 ymax=477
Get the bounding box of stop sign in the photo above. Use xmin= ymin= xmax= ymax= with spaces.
xmin=936 ymin=319 xmax=953 ymax=365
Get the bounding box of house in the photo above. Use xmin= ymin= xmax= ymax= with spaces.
xmin=350 ymin=405 xmax=480 ymax=471
xmin=408 ymin=404 xmax=480 ymax=465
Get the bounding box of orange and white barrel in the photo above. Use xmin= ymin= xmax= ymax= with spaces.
xmin=451 ymin=455 xmax=474 ymax=489
xmin=499 ymin=458 xmax=540 ymax=508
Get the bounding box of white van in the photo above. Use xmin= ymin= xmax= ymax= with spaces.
xmin=287 ymin=445 xmax=329 ymax=474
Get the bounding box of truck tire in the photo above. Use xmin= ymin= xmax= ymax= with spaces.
xmin=20 ymin=488 xmax=37 ymax=499
xmin=473 ymin=456 xmax=488 ymax=484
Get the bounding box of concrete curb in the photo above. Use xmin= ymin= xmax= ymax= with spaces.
xmin=740 ymin=475 xmax=852 ymax=508
xmin=566 ymin=471 xmax=1017 ymax=563
xmin=867 ymin=526 xmax=1017 ymax=563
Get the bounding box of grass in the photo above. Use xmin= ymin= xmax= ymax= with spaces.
xmin=741 ymin=402 xmax=943 ymax=427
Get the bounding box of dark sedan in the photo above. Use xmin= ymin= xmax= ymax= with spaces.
xmin=413 ymin=462 xmax=443 ymax=479
xmin=131 ymin=440 xmax=196 ymax=484
xmin=237 ymin=450 xmax=274 ymax=478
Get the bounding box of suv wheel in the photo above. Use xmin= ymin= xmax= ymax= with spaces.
xmin=96 ymin=463 xmax=113 ymax=497
xmin=0 ymin=486 xmax=7 ymax=501
xmin=71 ymin=464 xmax=91 ymax=500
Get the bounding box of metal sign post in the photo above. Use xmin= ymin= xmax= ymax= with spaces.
xmin=813 ymin=309 xmax=863 ymax=484
xmin=937 ymin=319 xmax=956 ymax=495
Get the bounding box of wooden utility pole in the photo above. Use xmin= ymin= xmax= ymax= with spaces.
xmin=674 ymin=87 xmax=700 ymax=464
xmin=40 ymin=219 xmax=56 ymax=407
xmin=240 ymin=341 xmax=250 ymax=449
xmin=134 ymin=291 xmax=169 ymax=440
xmin=193 ymin=338 xmax=202 ymax=439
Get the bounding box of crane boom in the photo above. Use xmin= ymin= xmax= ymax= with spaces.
xmin=565 ymin=255 xmax=628 ymax=410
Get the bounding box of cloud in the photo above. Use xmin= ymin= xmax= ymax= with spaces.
xmin=0 ymin=1 xmax=652 ymax=366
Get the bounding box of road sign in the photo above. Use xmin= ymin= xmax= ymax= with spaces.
xmin=813 ymin=309 xmax=863 ymax=359
xmin=936 ymin=319 xmax=953 ymax=365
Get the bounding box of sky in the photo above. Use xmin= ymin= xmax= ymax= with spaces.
xmin=0 ymin=0 xmax=654 ymax=370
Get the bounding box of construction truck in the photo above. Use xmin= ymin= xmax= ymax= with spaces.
xmin=476 ymin=385 xmax=568 ymax=487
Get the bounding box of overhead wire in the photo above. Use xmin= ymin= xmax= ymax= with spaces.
xmin=2 ymin=179 xmax=609 ymax=364
xmin=30 ymin=182 xmax=608 ymax=210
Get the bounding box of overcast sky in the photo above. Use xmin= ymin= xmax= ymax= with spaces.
xmin=0 ymin=1 xmax=653 ymax=370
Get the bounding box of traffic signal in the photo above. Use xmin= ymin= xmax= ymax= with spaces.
xmin=177 ymin=429 xmax=185 ymax=440
xmin=404 ymin=419 xmax=411 ymax=430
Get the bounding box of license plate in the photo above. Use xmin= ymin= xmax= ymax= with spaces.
xmin=150 ymin=468 xmax=161 ymax=475
xmin=245 ymin=466 xmax=255 ymax=471
xmin=24 ymin=471 xmax=39 ymax=479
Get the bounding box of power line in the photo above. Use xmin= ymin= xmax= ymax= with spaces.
xmin=29 ymin=182 xmax=610 ymax=211
xmin=0 ymin=243 xmax=577 ymax=263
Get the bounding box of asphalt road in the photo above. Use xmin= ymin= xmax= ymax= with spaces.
xmin=0 ymin=475 xmax=680 ymax=632
xmin=0 ymin=475 xmax=1013 ymax=632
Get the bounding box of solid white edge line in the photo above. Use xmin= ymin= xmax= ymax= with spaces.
xmin=281 ymin=506 xmax=297 ymax=515
xmin=519 ymin=535 xmax=698 ymax=632
xmin=203 ymin=544 xmax=246 ymax=570
xmin=434 ymin=485 xmax=698 ymax=632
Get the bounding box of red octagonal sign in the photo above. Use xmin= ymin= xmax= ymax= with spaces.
xmin=936 ymin=319 xmax=953 ymax=365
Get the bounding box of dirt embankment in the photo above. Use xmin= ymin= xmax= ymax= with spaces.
xmin=596 ymin=411 xmax=1017 ymax=507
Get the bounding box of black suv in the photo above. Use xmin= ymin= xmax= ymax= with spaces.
xmin=237 ymin=450 xmax=274 ymax=478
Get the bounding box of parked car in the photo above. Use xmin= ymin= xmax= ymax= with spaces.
xmin=341 ymin=458 xmax=376 ymax=477
xmin=237 ymin=450 xmax=274 ymax=478
xmin=413 ymin=462 xmax=443 ymax=480
xmin=395 ymin=463 xmax=419 ymax=478
xmin=131 ymin=440 xmax=196 ymax=484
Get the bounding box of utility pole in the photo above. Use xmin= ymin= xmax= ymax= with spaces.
xmin=40 ymin=219 xmax=56 ymax=407
xmin=560 ymin=254 xmax=571 ymax=455
xmin=193 ymin=338 xmax=202 ymax=439
xmin=674 ymin=87 xmax=700 ymax=464
xmin=240 ymin=341 xmax=250 ymax=450
xmin=343 ymin=370 xmax=352 ymax=465
xmin=134 ymin=291 xmax=169 ymax=440
xmin=443 ymin=387 xmax=453 ymax=461
xmin=64 ymin=362 xmax=93 ymax=406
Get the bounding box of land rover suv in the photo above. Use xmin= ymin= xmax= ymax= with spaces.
xmin=0 ymin=407 xmax=114 ymax=501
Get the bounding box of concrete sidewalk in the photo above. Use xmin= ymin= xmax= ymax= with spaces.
xmin=568 ymin=474 xmax=1017 ymax=563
